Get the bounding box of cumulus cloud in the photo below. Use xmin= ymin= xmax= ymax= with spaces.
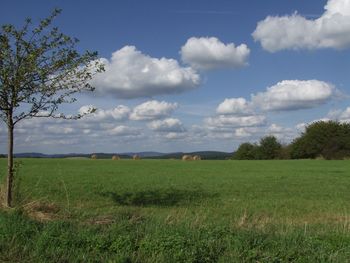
xmin=221 ymin=124 xmax=295 ymax=142
xmin=327 ymin=107 xmax=350 ymax=122
xmin=231 ymin=124 xmax=295 ymax=141
xmin=338 ymin=107 xmax=350 ymax=121
xmin=265 ymin=124 xmax=296 ymax=141
xmin=130 ymin=100 xmax=178 ymax=121
xmin=251 ymin=80 xmax=336 ymax=111
xmin=79 ymin=105 xmax=130 ymax=122
xmin=216 ymin=98 xmax=253 ymax=115
xmin=206 ymin=86 xmax=329 ymax=142
xmin=108 ymin=125 xmax=141 ymax=136
xmin=295 ymin=107 xmax=350 ymax=132
xmin=295 ymin=122 xmax=308 ymax=133
xmin=180 ymin=37 xmax=250 ymax=70
xmin=205 ymin=96 xmax=267 ymax=139
xmin=148 ymin=118 xmax=186 ymax=132
xmin=252 ymin=0 xmax=350 ymax=52
xmin=47 ymin=126 xmax=74 ymax=134
xmin=164 ymin=132 xmax=187 ymax=140
xmin=295 ymin=117 xmax=334 ymax=135
xmin=205 ymin=115 xmax=267 ymax=129
xmin=234 ymin=127 xmax=258 ymax=138
xmin=91 ymin=46 xmax=200 ymax=98
xmin=1 ymin=100 xmax=186 ymax=153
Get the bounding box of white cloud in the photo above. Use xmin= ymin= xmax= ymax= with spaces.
xmin=108 ymin=125 xmax=141 ymax=136
xmin=338 ymin=107 xmax=350 ymax=121
xmin=79 ymin=105 xmax=130 ymax=122
xmin=253 ymin=0 xmax=350 ymax=52
xmin=327 ymin=107 xmax=350 ymax=122
xmin=180 ymin=37 xmax=250 ymax=70
xmin=148 ymin=118 xmax=186 ymax=132
xmin=47 ymin=126 xmax=74 ymax=134
xmin=251 ymin=80 xmax=336 ymax=111
xmin=164 ymin=132 xmax=187 ymax=140
xmin=234 ymin=127 xmax=257 ymax=138
xmin=78 ymin=105 xmax=95 ymax=115
xmin=91 ymin=46 xmax=200 ymax=98
xmin=204 ymin=97 xmax=267 ymax=140
xmin=295 ymin=122 xmax=307 ymax=133
xmin=130 ymin=100 xmax=178 ymax=121
xmin=40 ymin=138 xmax=80 ymax=146
xmin=203 ymin=96 xmax=306 ymax=143
xmin=265 ymin=124 xmax=296 ymax=141
xmin=232 ymin=124 xmax=294 ymax=141
xmin=205 ymin=115 xmax=267 ymax=129
xmin=226 ymin=124 xmax=296 ymax=142
xmin=267 ymin=123 xmax=286 ymax=134
xmin=293 ymin=107 xmax=350 ymax=136
xmin=297 ymin=107 xmax=350 ymax=130
xmin=216 ymin=98 xmax=253 ymax=115
xmin=82 ymin=129 xmax=91 ymax=134
xmin=202 ymin=122 xmax=297 ymax=143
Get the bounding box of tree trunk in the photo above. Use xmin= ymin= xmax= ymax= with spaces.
xmin=5 ymin=115 xmax=14 ymax=207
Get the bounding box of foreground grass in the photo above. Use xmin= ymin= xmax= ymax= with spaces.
xmin=0 ymin=159 xmax=350 ymax=262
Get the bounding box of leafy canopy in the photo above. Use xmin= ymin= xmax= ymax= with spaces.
xmin=291 ymin=121 xmax=350 ymax=159
xmin=233 ymin=136 xmax=282 ymax=160
xmin=0 ymin=8 xmax=103 ymax=125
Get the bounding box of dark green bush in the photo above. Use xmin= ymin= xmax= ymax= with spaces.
xmin=233 ymin=143 xmax=259 ymax=160
xmin=290 ymin=121 xmax=350 ymax=159
xmin=234 ymin=136 xmax=282 ymax=160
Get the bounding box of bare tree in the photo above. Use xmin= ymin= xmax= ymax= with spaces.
xmin=0 ymin=9 xmax=104 ymax=207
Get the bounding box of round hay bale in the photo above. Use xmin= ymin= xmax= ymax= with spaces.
xmin=315 ymin=155 xmax=325 ymax=160
xmin=112 ymin=155 xmax=120 ymax=160
xmin=182 ymin=155 xmax=193 ymax=161
xmin=91 ymin=154 xmax=98 ymax=159
xmin=133 ymin=154 xmax=141 ymax=160
xmin=193 ymin=155 xmax=201 ymax=160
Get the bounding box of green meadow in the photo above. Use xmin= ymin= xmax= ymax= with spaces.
xmin=0 ymin=159 xmax=350 ymax=262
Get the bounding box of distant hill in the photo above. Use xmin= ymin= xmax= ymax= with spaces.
xmin=8 ymin=151 xmax=232 ymax=160
xmin=12 ymin=152 xmax=132 ymax=159
xmin=147 ymin=151 xmax=233 ymax=160
xmin=14 ymin=152 xmax=49 ymax=158
xmin=121 ymin=152 xmax=166 ymax=158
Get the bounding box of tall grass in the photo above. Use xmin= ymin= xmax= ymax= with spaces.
xmin=0 ymin=159 xmax=349 ymax=262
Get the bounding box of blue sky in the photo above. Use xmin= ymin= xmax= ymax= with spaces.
xmin=1 ymin=0 xmax=350 ymax=154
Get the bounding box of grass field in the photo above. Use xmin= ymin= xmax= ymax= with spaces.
xmin=0 ymin=159 xmax=350 ymax=262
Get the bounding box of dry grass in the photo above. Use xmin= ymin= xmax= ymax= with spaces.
xmin=86 ymin=215 xmax=115 ymax=225
xmin=23 ymin=201 xmax=60 ymax=222
xmin=232 ymin=211 xmax=350 ymax=232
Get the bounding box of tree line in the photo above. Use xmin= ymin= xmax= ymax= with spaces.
xmin=233 ymin=121 xmax=350 ymax=160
